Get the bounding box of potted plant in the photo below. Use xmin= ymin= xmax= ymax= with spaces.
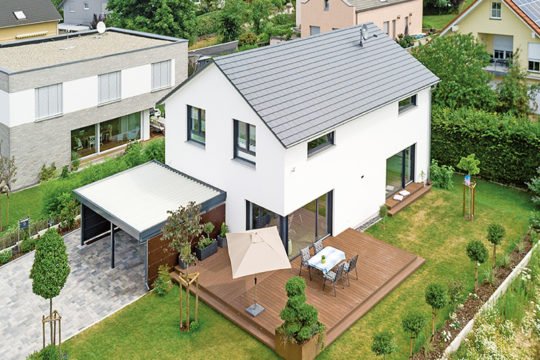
xmin=217 ymin=222 xmax=228 ymax=248
xmin=275 ymin=276 xmax=325 ymax=360
xmin=195 ymin=222 xmax=218 ymax=261
xmin=321 ymin=255 xmax=326 ymax=264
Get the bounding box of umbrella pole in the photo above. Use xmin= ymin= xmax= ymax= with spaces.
xmin=245 ymin=275 xmax=265 ymax=317
xmin=254 ymin=276 xmax=257 ymax=305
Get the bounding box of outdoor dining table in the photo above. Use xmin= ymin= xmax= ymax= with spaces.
xmin=307 ymin=246 xmax=346 ymax=274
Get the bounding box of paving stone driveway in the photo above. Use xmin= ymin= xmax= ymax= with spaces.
xmin=0 ymin=230 xmax=147 ymax=360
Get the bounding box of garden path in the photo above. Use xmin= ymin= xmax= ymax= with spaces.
xmin=0 ymin=230 xmax=146 ymax=360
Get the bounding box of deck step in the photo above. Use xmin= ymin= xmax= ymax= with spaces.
xmin=387 ymin=184 xmax=431 ymax=216
xmin=326 ymin=255 xmax=425 ymax=344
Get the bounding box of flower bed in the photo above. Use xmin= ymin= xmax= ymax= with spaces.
xmin=412 ymin=231 xmax=537 ymax=359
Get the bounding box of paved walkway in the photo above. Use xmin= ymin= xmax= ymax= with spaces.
xmin=0 ymin=230 xmax=147 ymax=360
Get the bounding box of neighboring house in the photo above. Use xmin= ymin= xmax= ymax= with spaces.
xmin=160 ymin=24 xmax=438 ymax=256
xmin=0 ymin=0 xmax=61 ymax=43
xmin=0 ymin=28 xmax=188 ymax=189
xmin=441 ymin=0 xmax=540 ymax=106
xmin=60 ymin=0 xmax=108 ymax=27
xmin=297 ymin=0 xmax=422 ymax=38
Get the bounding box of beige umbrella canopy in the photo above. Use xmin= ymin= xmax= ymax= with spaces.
xmin=226 ymin=226 xmax=291 ymax=316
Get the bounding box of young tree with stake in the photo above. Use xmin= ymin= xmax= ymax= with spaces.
xmin=466 ymin=240 xmax=488 ymax=290
xmin=402 ymin=311 xmax=426 ymax=358
xmin=30 ymin=229 xmax=70 ymax=346
xmin=487 ymin=223 xmax=505 ymax=266
xmin=425 ymin=283 xmax=448 ymax=338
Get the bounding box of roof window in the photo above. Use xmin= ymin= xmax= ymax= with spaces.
xmin=13 ymin=11 xmax=26 ymax=20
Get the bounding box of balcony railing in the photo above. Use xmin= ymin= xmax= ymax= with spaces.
xmin=485 ymin=59 xmax=510 ymax=76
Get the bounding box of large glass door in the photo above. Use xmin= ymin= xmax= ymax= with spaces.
xmin=386 ymin=144 xmax=415 ymax=197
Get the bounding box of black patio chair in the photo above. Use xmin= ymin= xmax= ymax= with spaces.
xmin=322 ymin=263 xmax=346 ymax=296
xmin=344 ymin=254 xmax=359 ymax=286
xmin=299 ymin=246 xmax=312 ymax=280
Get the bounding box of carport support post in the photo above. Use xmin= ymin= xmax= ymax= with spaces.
xmin=110 ymin=223 xmax=115 ymax=269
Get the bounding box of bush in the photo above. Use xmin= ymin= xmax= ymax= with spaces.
xmin=0 ymin=226 xmax=19 ymax=250
xmin=153 ymin=264 xmax=172 ymax=296
xmin=448 ymin=280 xmax=465 ymax=304
xmin=430 ymin=159 xmax=454 ymax=190
xmin=239 ymin=31 xmax=258 ymax=46
xmin=195 ymin=10 xmax=222 ymax=37
xmin=60 ymin=166 xmax=70 ymax=179
xmin=39 ymin=163 xmax=57 ymax=182
xmin=371 ymin=331 xmax=396 ymax=358
xmin=123 ymin=141 xmax=145 ymax=167
xmin=397 ymin=34 xmax=414 ymax=48
xmin=56 ymin=193 xmax=79 ymax=230
xmin=142 ymin=138 xmax=165 ymax=163
xmin=20 ymin=236 xmax=36 ymax=253
xmin=531 ymin=211 xmax=540 ymax=232
xmin=528 ymin=167 xmax=540 ymax=209
xmin=0 ymin=248 xmax=12 ymax=264
xmin=431 ymin=106 xmax=540 ymax=187
xmin=27 ymin=344 xmax=64 ymax=359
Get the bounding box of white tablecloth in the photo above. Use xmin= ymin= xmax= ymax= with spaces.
xmin=308 ymin=246 xmax=346 ymax=274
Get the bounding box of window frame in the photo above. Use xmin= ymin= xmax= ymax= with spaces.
xmin=324 ymin=0 xmax=329 ymax=11
xmin=151 ymin=60 xmax=172 ymax=91
xmin=187 ymin=105 xmax=206 ymax=146
xmin=529 ymin=60 xmax=540 ymax=72
xmin=35 ymin=83 xmax=63 ymax=121
xmin=234 ymin=120 xmax=256 ymax=164
xmin=309 ymin=26 xmax=320 ymax=36
xmin=398 ymin=94 xmax=417 ymax=113
xmin=491 ymin=2 xmax=502 ymax=19
xmin=307 ymin=132 xmax=334 ymax=157
xmin=98 ymin=71 xmax=121 ymax=105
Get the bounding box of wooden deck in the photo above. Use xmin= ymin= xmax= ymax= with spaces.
xmin=386 ymin=182 xmax=432 ymax=216
xmin=171 ymin=229 xmax=424 ymax=349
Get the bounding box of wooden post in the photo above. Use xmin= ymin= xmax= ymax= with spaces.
xmin=42 ymin=315 xmax=45 ymax=349
xmin=195 ymin=278 xmax=199 ymax=323
xmin=179 ymin=282 xmax=183 ymax=330
xmin=186 ymin=282 xmax=191 ymax=332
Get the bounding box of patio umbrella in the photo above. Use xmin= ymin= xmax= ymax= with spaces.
xmin=226 ymin=226 xmax=291 ymax=317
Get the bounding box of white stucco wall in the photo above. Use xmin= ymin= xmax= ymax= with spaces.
xmin=1 ymin=61 xmax=174 ymax=127
xmin=165 ymin=64 xmax=287 ymax=233
xmin=165 ymin=63 xmax=433 ymax=237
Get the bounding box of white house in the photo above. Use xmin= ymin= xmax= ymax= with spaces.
xmin=160 ymin=24 xmax=439 ymax=256
xmin=0 ymin=28 xmax=187 ymax=188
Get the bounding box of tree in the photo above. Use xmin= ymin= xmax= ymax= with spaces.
xmin=424 ymin=283 xmax=448 ymax=337
xmin=250 ymin=0 xmax=273 ymax=35
xmin=411 ymin=34 xmax=497 ymax=111
xmin=371 ymin=331 xmax=396 ymax=359
xmin=162 ymin=201 xmax=202 ymax=275
xmin=278 ymin=276 xmax=325 ymax=343
xmin=457 ymin=154 xmax=480 ymax=178
xmin=402 ymin=311 xmax=426 ymax=358
xmin=466 ymin=240 xmax=488 ymax=290
xmin=487 ymin=223 xmax=505 ymax=265
xmin=219 ymin=0 xmax=249 ymax=42
xmin=107 ymin=0 xmax=197 ymax=40
xmin=0 ymin=154 xmax=16 ymax=230
xmin=29 ymin=229 xmax=70 ymax=346
xmin=425 ymin=0 xmax=450 ymax=14
xmin=496 ymin=52 xmax=540 ymax=116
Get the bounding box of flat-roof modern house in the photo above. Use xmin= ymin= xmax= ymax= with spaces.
xmin=0 ymin=0 xmax=61 ymax=43
xmin=441 ymin=0 xmax=540 ymax=110
xmin=297 ymin=0 xmax=422 ymax=38
xmin=161 ymin=24 xmax=439 ymax=257
xmin=0 ymin=28 xmax=187 ymax=189
xmin=60 ymin=0 xmax=108 ymax=30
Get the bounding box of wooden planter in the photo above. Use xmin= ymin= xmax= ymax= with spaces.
xmin=217 ymin=235 xmax=227 ymax=248
xmin=195 ymin=240 xmax=218 ymax=261
xmin=274 ymin=331 xmax=322 ymax=360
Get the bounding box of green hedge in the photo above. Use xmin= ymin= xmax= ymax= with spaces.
xmin=431 ymin=107 xmax=540 ymax=187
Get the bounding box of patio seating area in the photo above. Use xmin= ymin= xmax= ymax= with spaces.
xmin=171 ymin=228 xmax=424 ymax=348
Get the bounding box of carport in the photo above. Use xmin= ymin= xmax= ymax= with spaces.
xmin=73 ymin=161 xmax=226 ymax=287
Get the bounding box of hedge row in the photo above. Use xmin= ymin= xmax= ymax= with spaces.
xmin=431 ymin=106 xmax=540 ymax=187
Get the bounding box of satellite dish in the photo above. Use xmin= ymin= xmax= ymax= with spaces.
xmin=96 ymin=21 xmax=106 ymax=34
xmin=361 ymin=24 xmax=369 ymax=40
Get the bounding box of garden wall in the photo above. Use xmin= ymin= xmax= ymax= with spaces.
xmin=431 ymin=107 xmax=540 ymax=187
xmin=146 ymin=203 xmax=225 ymax=286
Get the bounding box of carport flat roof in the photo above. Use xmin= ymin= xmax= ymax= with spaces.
xmin=73 ymin=161 xmax=226 ymax=241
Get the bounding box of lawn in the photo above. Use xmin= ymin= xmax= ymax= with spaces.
xmin=0 ymin=185 xmax=45 ymax=231
xmin=62 ymin=176 xmax=533 ymax=359
xmin=422 ymin=0 xmax=474 ymax=31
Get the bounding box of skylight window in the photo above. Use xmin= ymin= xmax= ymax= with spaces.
xmin=14 ymin=11 xmax=26 ymax=20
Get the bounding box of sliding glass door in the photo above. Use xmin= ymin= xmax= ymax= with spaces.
xmin=386 ymin=144 xmax=415 ymax=197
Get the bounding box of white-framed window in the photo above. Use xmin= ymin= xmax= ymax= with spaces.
xmin=35 ymin=84 xmax=63 ymax=120
xmin=310 ymin=26 xmax=320 ymax=36
xmin=528 ymin=43 xmax=540 ymax=72
xmin=98 ymin=71 xmax=121 ymax=104
xmin=491 ymin=2 xmax=501 ymax=19
xmin=383 ymin=21 xmax=390 ymax=35
xmin=151 ymin=60 xmax=172 ymax=91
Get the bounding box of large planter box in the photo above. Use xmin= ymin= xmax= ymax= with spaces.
xmin=195 ymin=240 xmax=218 ymax=261
xmin=274 ymin=331 xmax=322 ymax=360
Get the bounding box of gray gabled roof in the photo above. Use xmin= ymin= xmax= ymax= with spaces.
xmin=0 ymin=0 xmax=61 ymax=29
xmin=213 ymin=24 xmax=439 ymax=148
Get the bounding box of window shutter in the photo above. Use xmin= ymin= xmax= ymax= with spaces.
xmin=529 ymin=43 xmax=540 ymax=60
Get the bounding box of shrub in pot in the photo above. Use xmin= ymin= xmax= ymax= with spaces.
xmin=195 ymin=222 xmax=217 ymax=261
xmin=275 ymin=276 xmax=325 ymax=360
xmin=217 ymin=222 xmax=228 ymax=248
